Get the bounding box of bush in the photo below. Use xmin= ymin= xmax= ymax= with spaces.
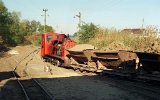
xmin=77 ymin=23 xmax=98 ymax=43
xmin=35 ymin=37 xmax=41 ymax=46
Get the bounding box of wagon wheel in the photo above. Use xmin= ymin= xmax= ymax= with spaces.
xmin=137 ymin=62 xmax=146 ymax=75
xmin=56 ymin=60 xmax=64 ymax=67
xmin=55 ymin=60 xmax=60 ymax=66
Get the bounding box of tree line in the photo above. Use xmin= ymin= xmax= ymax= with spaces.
xmin=0 ymin=0 xmax=54 ymax=45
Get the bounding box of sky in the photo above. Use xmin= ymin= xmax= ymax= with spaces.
xmin=3 ymin=0 xmax=160 ymax=34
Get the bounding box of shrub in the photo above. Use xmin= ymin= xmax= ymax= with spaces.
xmin=77 ymin=23 xmax=98 ymax=43
xmin=35 ymin=37 xmax=41 ymax=46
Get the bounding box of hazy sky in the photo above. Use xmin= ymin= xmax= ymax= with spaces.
xmin=3 ymin=0 xmax=160 ymax=34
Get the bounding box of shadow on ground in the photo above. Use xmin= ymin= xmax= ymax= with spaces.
xmin=0 ymin=45 xmax=10 ymax=57
xmin=1 ymin=71 xmax=160 ymax=100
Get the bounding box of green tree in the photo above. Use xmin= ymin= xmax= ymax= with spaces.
xmin=9 ymin=11 xmax=23 ymax=44
xmin=0 ymin=0 xmax=55 ymax=45
xmin=20 ymin=20 xmax=31 ymax=35
xmin=78 ymin=23 xmax=98 ymax=43
xmin=45 ymin=25 xmax=54 ymax=32
xmin=39 ymin=25 xmax=55 ymax=33
xmin=0 ymin=0 xmax=13 ymax=44
xmin=30 ymin=20 xmax=42 ymax=34
xmin=9 ymin=11 xmax=21 ymax=34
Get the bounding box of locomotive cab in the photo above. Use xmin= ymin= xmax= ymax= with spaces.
xmin=52 ymin=34 xmax=66 ymax=56
xmin=41 ymin=32 xmax=76 ymax=64
xmin=41 ymin=32 xmax=58 ymax=57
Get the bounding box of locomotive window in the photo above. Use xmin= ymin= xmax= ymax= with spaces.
xmin=56 ymin=35 xmax=59 ymax=40
xmin=47 ymin=35 xmax=52 ymax=43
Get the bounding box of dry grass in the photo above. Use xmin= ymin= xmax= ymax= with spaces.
xmin=73 ymin=26 xmax=160 ymax=53
xmin=88 ymin=27 xmax=160 ymax=52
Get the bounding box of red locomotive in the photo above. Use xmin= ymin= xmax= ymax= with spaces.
xmin=41 ymin=32 xmax=76 ymax=65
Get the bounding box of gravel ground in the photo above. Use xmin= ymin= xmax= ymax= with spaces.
xmin=0 ymin=45 xmax=159 ymax=100
xmin=37 ymin=68 xmax=149 ymax=100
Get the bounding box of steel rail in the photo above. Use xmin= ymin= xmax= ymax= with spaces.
xmin=11 ymin=71 xmax=30 ymax=100
xmin=8 ymin=48 xmax=55 ymax=100
xmin=10 ymin=67 xmax=55 ymax=100
xmin=32 ymin=78 xmax=55 ymax=100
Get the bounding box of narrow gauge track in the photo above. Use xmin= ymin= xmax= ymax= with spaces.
xmin=10 ymin=70 xmax=55 ymax=100
xmin=93 ymin=75 xmax=160 ymax=100
xmin=2 ymin=48 xmax=55 ymax=100
xmin=14 ymin=49 xmax=54 ymax=100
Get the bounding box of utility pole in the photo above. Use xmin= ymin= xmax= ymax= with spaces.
xmin=142 ymin=18 xmax=144 ymax=28
xmin=74 ymin=12 xmax=82 ymax=27
xmin=42 ymin=9 xmax=48 ymax=33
